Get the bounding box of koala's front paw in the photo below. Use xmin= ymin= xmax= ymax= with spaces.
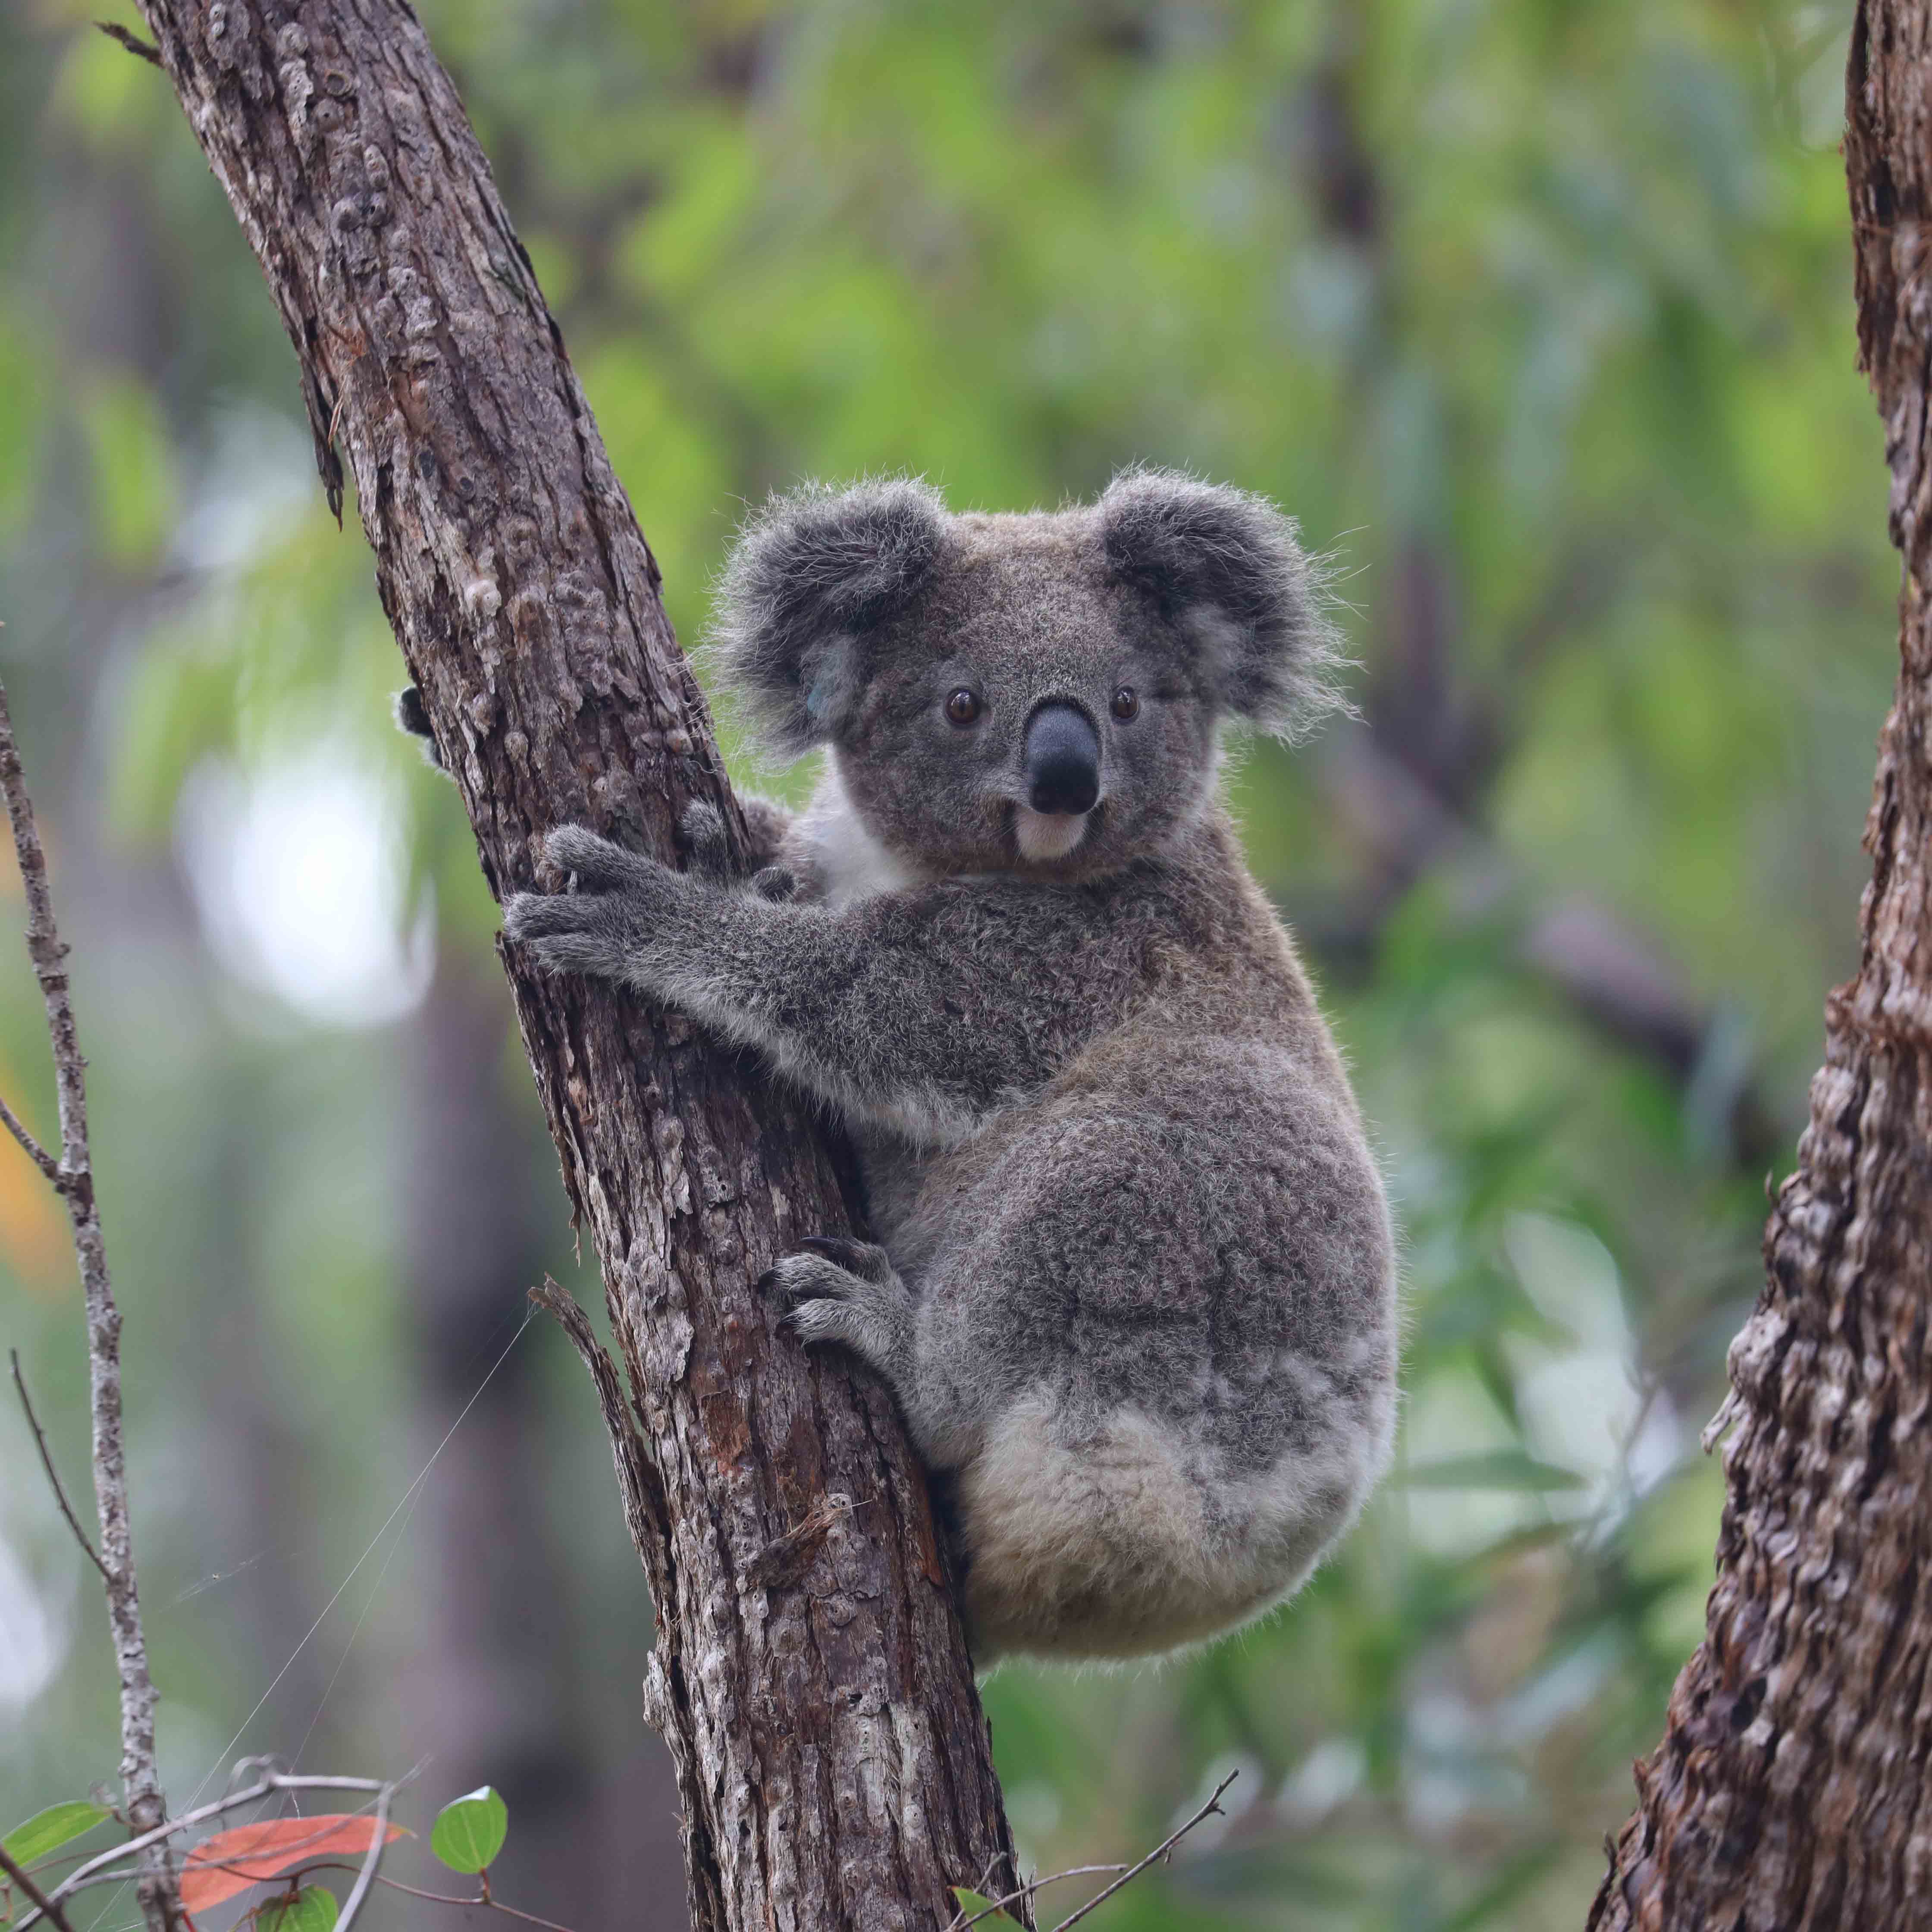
xmin=762 ymin=1237 xmax=913 ymax=1383
xmin=502 ymin=825 xmax=672 ymax=982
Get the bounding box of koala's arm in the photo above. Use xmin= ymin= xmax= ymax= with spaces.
xmin=504 ymin=827 xmax=1135 ymax=1139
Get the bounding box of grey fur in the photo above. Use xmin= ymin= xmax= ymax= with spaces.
xmin=709 ymin=477 xmax=948 ymax=760
xmin=506 ymin=469 xmax=1396 ymax=1665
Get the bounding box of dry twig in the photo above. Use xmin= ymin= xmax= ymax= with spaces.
xmin=1049 ymin=1769 xmax=1239 ymax=1932
xmin=13 ymin=1770 xmax=397 ymax=1931
xmin=0 ymin=1846 xmax=80 ymax=1932
xmin=942 ymin=1769 xmax=1241 ymax=1932
xmin=333 ymin=1780 xmax=393 ymax=1932
xmin=94 ymin=19 xmax=163 ymax=64
xmin=0 ymin=676 xmax=177 ymax=1931
xmin=9 ymin=1348 xmax=110 ymax=1579
xmin=0 ymin=1091 xmax=59 ymax=1183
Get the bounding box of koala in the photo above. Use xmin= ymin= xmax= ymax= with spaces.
xmin=502 ymin=468 xmax=1398 ymax=1665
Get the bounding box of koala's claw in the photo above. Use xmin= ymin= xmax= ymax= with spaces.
xmin=797 ymin=1233 xmax=896 ymax=1284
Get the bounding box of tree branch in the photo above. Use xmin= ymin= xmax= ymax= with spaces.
xmin=0 ymin=678 xmax=177 ymax=1931
xmin=1046 ymin=1772 xmax=1238 ymax=1932
xmin=331 ymin=1780 xmax=392 ymax=1932
xmin=0 ymin=1847 xmax=79 ymax=1932
xmin=0 ymin=1091 xmax=60 ymax=1185
xmin=9 ymin=1347 xmax=110 ymax=1580
xmin=125 ymin=6 xmax=1021 ymax=1926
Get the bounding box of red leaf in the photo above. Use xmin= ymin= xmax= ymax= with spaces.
xmin=179 ymin=1814 xmax=406 ymax=1913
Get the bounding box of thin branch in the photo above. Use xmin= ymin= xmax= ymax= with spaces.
xmin=0 ymin=675 xmax=176 ymax=1931
xmin=0 ymin=1091 xmax=60 ymax=1185
xmin=372 ymin=1876 xmax=579 ymax=1932
xmin=1047 ymin=1770 xmax=1239 ymax=1932
xmin=16 ymin=1773 xmax=398 ymax=1930
xmin=946 ymin=1866 xmax=1129 ymax=1931
xmin=527 ymin=1276 xmax=669 ymax=1563
xmin=0 ymin=1846 xmax=80 ymax=1932
xmin=10 ymin=1348 xmax=110 ymax=1580
xmin=193 ymin=1864 xmax=580 ymax=1932
xmin=95 ymin=20 xmax=163 ymax=64
xmin=331 ymin=1781 xmax=392 ymax=1932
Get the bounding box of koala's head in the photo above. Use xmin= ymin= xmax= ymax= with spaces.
xmin=709 ymin=467 xmax=1342 ymax=878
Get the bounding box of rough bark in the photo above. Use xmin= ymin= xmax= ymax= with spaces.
xmin=124 ymin=6 xmax=1022 ymax=1929
xmin=1585 ymin=9 xmax=1932 ymax=1926
xmin=402 ymin=953 xmax=688 ymax=1932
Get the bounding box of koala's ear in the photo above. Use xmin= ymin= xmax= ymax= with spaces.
xmin=1100 ymin=467 xmax=1346 ymax=738
xmin=709 ymin=478 xmax=947 ymax=759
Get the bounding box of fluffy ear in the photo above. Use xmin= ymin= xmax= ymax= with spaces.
xmin=708 ymin=477 xmax=947 ymax=759
xmin=1100 ymin=467 xmax=1346 ymax=737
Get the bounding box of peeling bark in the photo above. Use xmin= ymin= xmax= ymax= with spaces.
xmin=125 ymin=5 xmax=1022 ymax=1927
xmin=1586 ymin=8 xmax=1932 ymax=1926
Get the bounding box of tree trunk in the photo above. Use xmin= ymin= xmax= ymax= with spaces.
xmin=126 ymin=6 xmax=1022 ymax=1928
xmin=1587 ymin=9 xmax=1932 ymax=1926
xmin=402 ymin=950 xmax=689 ymax=1932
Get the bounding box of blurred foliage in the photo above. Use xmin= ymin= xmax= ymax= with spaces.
xmin=0 ymin=1 xmax=1898 ymax=1929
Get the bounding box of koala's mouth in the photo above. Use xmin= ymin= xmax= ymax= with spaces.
xmin=1013 ymin=803 xmax=1094 ymax=863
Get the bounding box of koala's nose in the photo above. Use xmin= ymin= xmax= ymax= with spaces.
xmin=1024 ymin=703 xmax=1102 ymax=815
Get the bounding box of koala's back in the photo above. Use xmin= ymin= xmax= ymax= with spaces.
xmin=833 ymin=812 xmax=1398 ymax=1659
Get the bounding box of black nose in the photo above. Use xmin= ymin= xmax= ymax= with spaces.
xmin=1024 ymin=703 xmax=1101 ymax=815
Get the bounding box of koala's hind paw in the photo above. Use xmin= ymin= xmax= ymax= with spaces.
xmin=762 ymin=1240 xmax=913 ymax=1383
xmin=796 ymin=1233 xmax=897 ymax=1283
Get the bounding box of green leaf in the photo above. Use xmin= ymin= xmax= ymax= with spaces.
xmin=256 ymin=1884 xmax=338 ymax=1932
xmin=3 ymin=1801 xmax=113 ymax=1867
xmin=430 ymin=1788 xmax=507 ymax=1875
xmin=949 ymin=1887 xmax=1017 ymax=1925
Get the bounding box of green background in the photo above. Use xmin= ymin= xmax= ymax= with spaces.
xmin=0 ymin=3 xmax=1893 ymax=1929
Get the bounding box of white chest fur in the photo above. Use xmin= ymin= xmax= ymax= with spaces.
xmin=792 ymin=764 xmax=919 ymax=909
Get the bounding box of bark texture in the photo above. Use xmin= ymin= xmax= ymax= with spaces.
xmin=1587 ymin=9 xmax=1932 ymax=1926
xmin=126 ymin=6 xmax=1021 ymax=1928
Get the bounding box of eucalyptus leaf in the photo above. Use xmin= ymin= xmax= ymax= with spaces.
xmin=2 ymin=1802 xmax=113 ymax=1868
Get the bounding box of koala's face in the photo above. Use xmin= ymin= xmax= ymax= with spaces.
xmin=830 ymin=521 xmax=1223 ymax=877
xmin=710 ymin=469 xmax=1340 ymax=879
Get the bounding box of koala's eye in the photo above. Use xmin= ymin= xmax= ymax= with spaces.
xmin=945 ymin=688 xmax=982 ymax=727
xmin=1111 ymin=686 xmax=1140 ymax=721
